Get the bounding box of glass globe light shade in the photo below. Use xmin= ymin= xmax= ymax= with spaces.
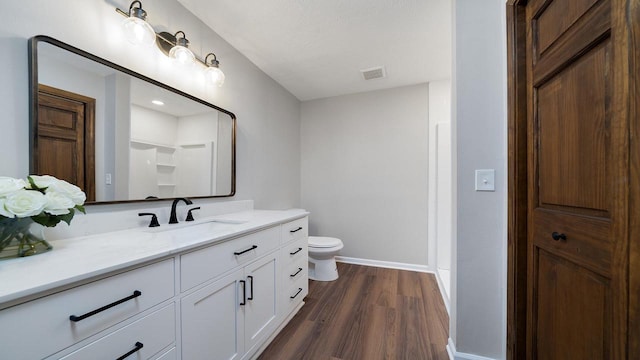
xmin=169 ymin=45 xmax=195 ymax=65
xmin=205 ymin=66 xmax=225 ymax=87
xmin=122 ymin=16 xmax=156 ymax=46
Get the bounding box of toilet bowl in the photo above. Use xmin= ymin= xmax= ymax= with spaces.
xmin=308 ymin=236 xmax=344 ymax=281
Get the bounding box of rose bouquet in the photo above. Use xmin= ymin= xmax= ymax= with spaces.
xmin=0 ymin=175 xmax=86 ymax=258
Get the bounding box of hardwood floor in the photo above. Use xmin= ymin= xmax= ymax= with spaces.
xmin=258 ymin=263 xmax=449 ymax=360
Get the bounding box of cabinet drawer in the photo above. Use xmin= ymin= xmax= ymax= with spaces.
xmin=281 ymin=236 xmax=308 ymax=267
xmin=181 ymin=226 xmax=280 ymax=291
xmin=0 ymin=259 xmax=175 ymax=360
xmin=283 ymin=276 xmax=308 ymax=314
xmin=281 ymin=217 xmax=308 ymax=244
xmin=283 ymin=257 xmax=308 ymax=290
xmin=58 ymin=303 xmax=175 ymax=360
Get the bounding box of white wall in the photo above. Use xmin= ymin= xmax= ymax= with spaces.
xmin=0 ymin=0 xmax=300 ymax=212
xmin=450 ymin=0 xmax=508 ymax=359
xmin=130 ymin=105 xmax=179 ymax=145
xmin=301 ymin=84 xmax=430 ymax=266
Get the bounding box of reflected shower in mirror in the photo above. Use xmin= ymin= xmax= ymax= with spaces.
xmin=29 ymin=36 xmax=235 ymax=204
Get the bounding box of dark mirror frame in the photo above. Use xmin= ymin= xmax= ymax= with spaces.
xmin=28 ymin=35 xmax=236 ymax=205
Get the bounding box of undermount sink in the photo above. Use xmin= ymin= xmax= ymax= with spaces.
xmin=142 ymin=217 xmax=248 ymax=234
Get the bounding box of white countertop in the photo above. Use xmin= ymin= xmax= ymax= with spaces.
xmin=0 ymin=209 xmax=308 ymax=306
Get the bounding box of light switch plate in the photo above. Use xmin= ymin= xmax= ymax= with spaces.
xmin=475 ymin=169 xmax=495 ymax=191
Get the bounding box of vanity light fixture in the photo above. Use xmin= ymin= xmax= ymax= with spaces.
xmin=204 ymin=53 xmax=225 ymax=87
xmin=118 ymin=1 xmax=156 ymax=46
xmin=115 ymin=2 xmax=225 ymax=86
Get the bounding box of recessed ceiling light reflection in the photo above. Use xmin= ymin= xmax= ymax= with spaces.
xmin=152 ymin=100 xmax=164 ymax=106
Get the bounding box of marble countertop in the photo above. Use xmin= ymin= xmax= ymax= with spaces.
xmin=0 ymin=209 xmax=308 ymax=306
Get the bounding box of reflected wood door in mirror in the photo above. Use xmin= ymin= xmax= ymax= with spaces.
xmin=516 ymin=0 xmax=631 ymax=358
xmin=35 ymin=84 xmax=95 ymax=201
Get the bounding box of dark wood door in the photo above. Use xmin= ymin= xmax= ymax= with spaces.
xmin=524 ymin=0 xmax=628 ymax=358
xmin=35 ymin=85 xmax=95 ymax=201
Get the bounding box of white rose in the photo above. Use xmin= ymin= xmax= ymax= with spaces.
xmin=47 ymin=179 xmax=86 ymax=206
xmin=28 ymin=175 xmax=59 ymax=189
xmin=0 ymin=177 xmax=26 ymax=197
xmin=0 ymin=198 xmax=13 ymax=217
xmin=44 ymin=191 xmax=74 ymax=215
xmin=4 ymin=189 xmax=47 ymax=217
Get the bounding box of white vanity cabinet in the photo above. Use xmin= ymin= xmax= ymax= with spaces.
xmin=0 ymin=211 xmax=309 ymax=360
xmin=180 ymin=227 xmax=279 ymax=360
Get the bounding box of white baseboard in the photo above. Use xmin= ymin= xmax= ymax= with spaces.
xmin=335 ymin=256 xmax=451 ymax=314
xmin=335 ymin=256 xmax=432 ymax=273
xmin=447 ymin=338 xmax=498 ymax=360
xmin=447 ymin=338 xmax=456 ymax=360
xmin=434 ymin=269 xmax=451 ymax=315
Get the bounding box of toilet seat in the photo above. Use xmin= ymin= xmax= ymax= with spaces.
xmin=308 ymin=236 xmax=342 ymax=248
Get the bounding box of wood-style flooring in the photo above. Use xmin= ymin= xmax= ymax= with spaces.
xmin=258 ymin=263 xmax=449 ymax=360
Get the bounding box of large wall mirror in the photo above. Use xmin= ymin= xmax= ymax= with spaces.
xmin=29 ymin=36 xmax=236 ymax=204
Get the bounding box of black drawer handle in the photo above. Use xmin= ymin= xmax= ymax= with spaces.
xmin=234 ymin=245 xmax=258 ymax=256
xmin=247 ymin=275 xmax=254 ymax=300
xmin=116 ymin=341 xmax=144 ymax=360
xmin=290 ymin=267 xmax=303 ymax=277
xmin=290 ymin=287 xmax=303 ymax=299
xmin=290 ymin=247 xmax=303 ymax=255
xmin=290 ymin=227 xmax=303 ymax=233
xmin=239 ymin=280 xmax=246 ymax=305
xmin=551 ymin=232 xmax=567 ymax=241
xmin=69 ymin=290 xmax=142 ymax=322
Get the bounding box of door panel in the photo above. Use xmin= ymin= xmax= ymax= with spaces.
xmin=535 ymin=249 xmax=610 ymax=359
xmin=181 ymin=269 xmax=244 ymax=360
xmin=526 ymin=0 xmax=623 ymax=358
xmin=243 ymin=252 xmax=278 ymax=354
xmin=537 ymin=43 xmax=609 ymax=215
xmin=535 ymin=0 xmax=599 ymax=54
xmin=36 ymin=84 xmax=96 ymax=201
xmin=37 ymin=92 xmax=85 ymax=187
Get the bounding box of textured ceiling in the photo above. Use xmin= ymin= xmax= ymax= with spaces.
xmin=177 ymin=0 xmax=452 ymax=101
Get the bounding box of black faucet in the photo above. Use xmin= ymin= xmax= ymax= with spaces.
xmin=169 ymin=197 xmax=193 ymax=224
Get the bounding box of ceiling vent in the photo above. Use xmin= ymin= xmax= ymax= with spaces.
xmin=360 ymin=66 xmax=386 ymax=80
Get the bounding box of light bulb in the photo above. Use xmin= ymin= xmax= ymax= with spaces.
xmin=169 ymin=45 xmax=195 ymax=65
xmin=122 ymin=14 xmax=155 ymax=46
xmin=205 ymin=66 xmax=225 ymax=87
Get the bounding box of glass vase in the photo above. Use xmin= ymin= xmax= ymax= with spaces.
xmin=0 ymin=217 xmax=52 ymax=259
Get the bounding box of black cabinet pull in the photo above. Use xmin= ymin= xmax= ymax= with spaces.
xmin=239 ymin=280 xmax=246 ymax=306
xmin=247 ymin=275 xmax=254 ymax=300
xmin=290 ymin=287 xmax=303 ymax=299
xmin=290 ymin=267 xmax=303 ymax=277
xmin=115 ymin=342 xmax=144 ymax=360
xmin=290 ymin=247 xmax=303 ymax=255
xmin=234 ymin=245 xmax=258 ymax=256
xmin=69 ymin=290 xmax=142 ymax=322
xmin=290 ymin=227 xmax=303 ymax=233
xmin=551 ymin=232 xmax=567 ymax=241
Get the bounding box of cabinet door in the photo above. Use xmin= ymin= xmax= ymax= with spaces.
xmin=243 ymin=252 xmax=278 ymax=355
xmin=181 ymin=269 xmax=244 ymax=360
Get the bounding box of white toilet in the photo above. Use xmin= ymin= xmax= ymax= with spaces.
xmin=308 ymin=236 xmax=344 ymax=281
